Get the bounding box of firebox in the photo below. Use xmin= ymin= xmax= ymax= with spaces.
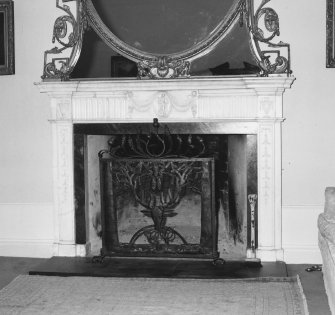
xmin=74 ymin=121 xmax=258 ymax=262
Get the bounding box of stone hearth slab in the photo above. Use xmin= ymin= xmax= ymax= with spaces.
xmin=29 ymin=257 xmax=287 ymax=279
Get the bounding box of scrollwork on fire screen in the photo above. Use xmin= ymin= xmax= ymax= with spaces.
xmin=110 ymin=159 xmax=201 ymax=249
xmin=41 ymin=0 xmax=291 ymax=80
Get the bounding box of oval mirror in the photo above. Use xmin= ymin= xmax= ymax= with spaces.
xmin=43 ymin=0 xmax=292 ymax=80
xmin=90 ymin=0 xmax=240 ymax=55
xmin=83 ymin=0 xmax=246 ymax=78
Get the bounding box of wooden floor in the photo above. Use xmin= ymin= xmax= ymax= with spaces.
xmin=0 ymin=256 xmax=331 ymax=315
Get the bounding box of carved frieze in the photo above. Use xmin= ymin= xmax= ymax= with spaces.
xmin=198 ymin=94 xmax=258 ymax=119
xmin=54 ymin=123 xmax=75 ymax=243
xmin=258 ymin=96 xmax=275 ymax=118
xmin=72 ymin=95 xmax=128 ymax=121
xmin=55 ymin=99 xmax=72 ymax=120
xmin=257 ymin=123 xmax=277 ymax=250
xmin=258 ymin=124 xmax=273 ymax=207
xmin=127 ymin=90 xmax=198 ymax=119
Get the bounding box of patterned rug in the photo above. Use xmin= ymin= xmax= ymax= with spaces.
xmin=0 ymin=275 xmax=309 ymax=314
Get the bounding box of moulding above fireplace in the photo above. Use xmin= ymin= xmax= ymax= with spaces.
xmin=36 ymin=75 xmax=295 ymax=261
xmin=36 ymin=76 xmax=294 ymax=123
xmin=37 ymin=76 xmax=294 ymax=92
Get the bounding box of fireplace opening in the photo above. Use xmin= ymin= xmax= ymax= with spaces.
xmin=74 ymin=122 xmax=257 ymax=261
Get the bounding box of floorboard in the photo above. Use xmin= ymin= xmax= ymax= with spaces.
xmin=287 ymin=264 xmax=331 ymax=315
xmin=0 ymin=257 xmax=46 ymax=289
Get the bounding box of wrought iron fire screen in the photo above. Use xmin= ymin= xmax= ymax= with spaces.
xmin=97 ymin=120 xmax=220 ymax=261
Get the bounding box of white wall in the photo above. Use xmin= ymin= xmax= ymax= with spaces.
xmin=275 ymin=0 xmax=335 ymax=263
xmin=278 ymin=0 xmax=335 ymax=205
xmin=0 ymin=1 xmax=55 ymax=202
xmin=0 ymin=0 xmax=332 ymax=261
xmin=0 ymin=1 xmax=55 ymax=256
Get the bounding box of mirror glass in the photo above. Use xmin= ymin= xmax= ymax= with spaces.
xmin=71 ymin=0 xmax=260 ymax=78
xmin=92 ymin=0 xmax=238 ymax=55
xmin=0 ymin=12 xmax=5 ymax=66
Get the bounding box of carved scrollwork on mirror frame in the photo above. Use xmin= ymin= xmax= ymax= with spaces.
xmin=327 ymin=0 xmax=335 ymax=67
xmin=42 ymin=0 xmax=292 ymax=81
xmin=41 ymin=0 xmax=85 ymax=80
xmin=248 ymin=0 xmax=291 ymax=76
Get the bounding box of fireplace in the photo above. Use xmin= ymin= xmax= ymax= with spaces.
xmin=74 ymin=123 xmax=257 ymax=262
xmin=36 ymin=75 xmax=294 ymax=261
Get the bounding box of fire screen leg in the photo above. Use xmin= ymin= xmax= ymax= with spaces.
xmin=212 ymin=257 xmax=225 ymax=266
xmin=92 ymin=250 xmax=106 ymax=263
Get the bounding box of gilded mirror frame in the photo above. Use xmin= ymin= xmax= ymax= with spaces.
xmin=42 ymin=0 xmax=291 ymax=80
xmin=0 ymin=0 xmax=14 ymax=75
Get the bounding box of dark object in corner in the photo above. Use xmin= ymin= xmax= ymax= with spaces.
xmin=305 ymin=265 xmax=322 ymax=272
xmin=0 ymin=0 xmax=14 ymax=75
xmin=327 ymin=0 xmax=335 ymax=67
xmin=111 ymin=55 xmax=138 ymax=77
xmin=209 ymin=62 xmax=260 ymax=76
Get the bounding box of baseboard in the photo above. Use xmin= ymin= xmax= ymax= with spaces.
xmin=52 ymin=243 xmax=87 ymax=257
xmin=256 ymin=248 xmax=284 ymax=262
xmin=283 ymin=245 xmax=322 ymax=264
xmin=0 ymin=203 xmax=54 ymax=258
xmin=0 ymin=239 xmax=54 ymax=258
xmin=282 ymin=205 xmax=323 ymax=264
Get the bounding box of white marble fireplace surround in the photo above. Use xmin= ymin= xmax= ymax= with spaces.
xmin=37 ymin=75 xmax=295 ymax=261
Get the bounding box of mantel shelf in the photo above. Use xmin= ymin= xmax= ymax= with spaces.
xmin=36 ymin=75 xmax=295 ymax=95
